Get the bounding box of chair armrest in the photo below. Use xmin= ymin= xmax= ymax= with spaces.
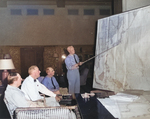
xmin=39 ymin=93 xmax=46 ymax=106
xmin=15 ymin=106 xmax=78 ymax=119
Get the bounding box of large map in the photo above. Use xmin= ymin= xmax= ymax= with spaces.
xmin=93 ymin=5 xmax=150 ymax=93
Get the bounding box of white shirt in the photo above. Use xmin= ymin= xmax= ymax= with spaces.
xmin=21 ymin=75 xmax=56 ymax=101
xmin=5 ymin=85 xmax=30 ymax=116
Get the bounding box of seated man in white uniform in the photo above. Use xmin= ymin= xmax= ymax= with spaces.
xmin=21 ymin=65 xmax=60 ymax=106
xmin=5 ymin=72 xmax=76 ymax=119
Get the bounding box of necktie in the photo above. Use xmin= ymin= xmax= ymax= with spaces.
xmin=74 ymin=54 xmax=78 ymax=63
xmin=51 ymin=77 xmax=56 ymax=89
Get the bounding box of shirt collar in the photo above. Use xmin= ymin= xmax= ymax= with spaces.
xmin=7 ymin=85 xmax=19 ymax=90
xmin=46 ymin=75 xmax=53 ymax=78
xmin=29 ymin=75 xmax=37 ymax=82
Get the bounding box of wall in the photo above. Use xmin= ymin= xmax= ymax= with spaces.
xmin=0 ymin=45 xmax=94 ymax=77
xmin=0 ymin=4 xmax=112 ymax=45
xmin=122 ymin=0 xmax=150 ymax=12
xmin=0 ymin=1 xmax=121 ymax=84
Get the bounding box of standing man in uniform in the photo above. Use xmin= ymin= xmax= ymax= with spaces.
xmin=65 ymin=46 xmax=83 ymax=94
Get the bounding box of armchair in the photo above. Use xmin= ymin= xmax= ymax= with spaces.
xmin=3 ymin=97 xmax=13 ymax=119
xmin=4 ymin=97 xmax=81 ymax=119
xmin=15 ymin=107 xmax=77 ymax=119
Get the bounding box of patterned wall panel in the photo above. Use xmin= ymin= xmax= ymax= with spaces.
xmin=43 ymin=46 xmax=59 ymax=74
xmin=0 ymin=45 xmax=94 ymax=77
xmin=0 ymin=46 xmax=21 ymax=74
xmin=9 ymin=47 xmax=21 ymax=74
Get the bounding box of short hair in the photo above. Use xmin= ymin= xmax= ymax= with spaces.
xmin=46 ymin=67 xmax=53 ymax=74
xmin=28 ymin=65 xmax=38 ymax=75
xmin=67 ymin=46 xmax=74 ymax=52
xmin=7 ymin=72 xmax=18 ymax=84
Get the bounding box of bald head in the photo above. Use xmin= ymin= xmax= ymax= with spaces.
xmin=28 ymin=65 xmax=38 ymax=75
xmin=28 ymin=65 xmax=41 ymax=79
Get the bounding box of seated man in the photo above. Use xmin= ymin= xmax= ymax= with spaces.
xmin=42 ymin=67 xmax=60 ymax=94
xmin=21 ymin=65 xmax=60 ymax=107
xmin=4 ymin=73 xmax=41 ymax=116
xmin=4 ymin=73 xmax=76 ymax=119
